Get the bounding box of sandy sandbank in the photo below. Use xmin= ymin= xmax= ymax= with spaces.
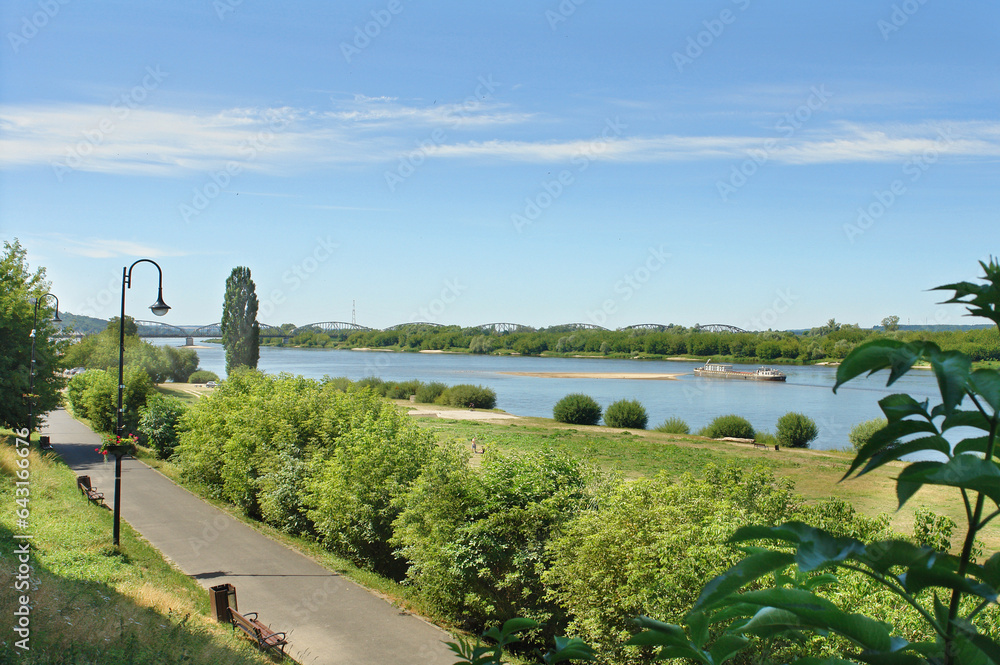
xmin=499 ymin=371 xmax=682 ymax=380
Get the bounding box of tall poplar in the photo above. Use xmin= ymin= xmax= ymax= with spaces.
xmin=220 ymin=266 xmax=260 ymax=374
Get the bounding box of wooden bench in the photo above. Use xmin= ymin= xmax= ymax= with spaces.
xmin=76 ymin=475 xmax=105 ymax=506
xmin=229 ymin=608 xmax=288 ymax=655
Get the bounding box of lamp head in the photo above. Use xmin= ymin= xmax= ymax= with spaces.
xmin=149 ymin=287 xmax=170 ymax=317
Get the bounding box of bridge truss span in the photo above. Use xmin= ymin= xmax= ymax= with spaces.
xmin=475 ymin=322 xmax=536 ymax=334
xmin=699 ymin=324 xmax=748 ymax=333
xmin=292 ymin=321 xmax=373 ymax=336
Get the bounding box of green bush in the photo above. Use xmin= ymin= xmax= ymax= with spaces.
xmin=654 ymin=416 xmax=690 ymax=434
xmin=323 ymin=376 xmax=353 ymax=391
xmin=66 ymin=370 xmax=102 ymax=418
xmin=552 ymin=394 xmax=602 ymax=426
xmin=386 ymin=379 xmax=422 ymax=400
xmin=436 ymin=384 xmax=497 ymax=409
xmin=415 ymin=381 xmax=447 ymax=403
xmin=848 ymin=417 xmax=888 ymax=452
xmin=355 ymin=376 xmax=389 ymax=396
xmin=754 ymin=430 xmax=778 ymax=447
xmin=78 ymin=368 xmax=154 ymax=434
xmin=137 ymin=393 xmax=186 ymax=459
xmin=603 ymin=399 xmax=648 ymax=429
xmin=187 ymin=370 xmax=219 ymax=383
xmin=697 ymin=414 xmax=755 ymax=439
xmin=775 ymin=412 xmax=818 ymax=448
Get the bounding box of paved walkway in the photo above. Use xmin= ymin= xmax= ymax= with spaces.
xmin=42 ymin=409 xmax=457 ymax=665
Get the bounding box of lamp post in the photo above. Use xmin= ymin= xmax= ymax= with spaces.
xmin=114 ymin=259 xmax=170 ymax=547
xmin=28 ymin=293 xmax=61 ymax=447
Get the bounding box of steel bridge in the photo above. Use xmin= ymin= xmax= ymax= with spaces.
xmin=131 ymin=319 xmax=751 ymax=338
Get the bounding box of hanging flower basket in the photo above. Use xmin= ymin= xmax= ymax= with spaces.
xmin=96 ymin=433 xmax=138 ymax=457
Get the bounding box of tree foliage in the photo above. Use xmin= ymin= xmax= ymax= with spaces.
xmin=775 ymin=412 xmax=819 ymax=448
xmin=553 ymin=393 xmax=602 ymax=426
xmin=603 ymin=399 xmax=648 ymax=429
xmin=0 ymin=239 xmax=65 ymax=432
xmin=220 ymin=266 xmax=260 ymax=374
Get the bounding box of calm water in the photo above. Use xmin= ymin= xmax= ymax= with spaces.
xmin=155 ymin=339 xmax=954 ymax=452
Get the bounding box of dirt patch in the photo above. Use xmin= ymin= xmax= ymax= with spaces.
xmin=406 ymin=407 xmax=520 ymax=421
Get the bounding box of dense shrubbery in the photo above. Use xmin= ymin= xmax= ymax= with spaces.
xmin=63 ymin=318 xmax=201 ymax=383
xmin=552 ymin=394 xmax=602 ymax=425
xmin=137 ymin=393 xmax=186 ymax=459
xmin=775 ymin=411 xmax=819 ymax=448
xmin=187 ymin=370 xmax=220 ymax=383
xmin=67 ymin=368 xmax=153 ymax=433
xmin=848 ymin=416 xmax=888 ymax=452
xmin=415 ymin=381 xmax=447 ymax=403
xmin=436 ymin=384 xmax=497 ymax=409
xmin=654 ymin=416 xmax=690 ymax=434
xmin=697 ymin=413 xmax=755 ymax=439
xmin=603 ymin=399 xmax=648 ymax=429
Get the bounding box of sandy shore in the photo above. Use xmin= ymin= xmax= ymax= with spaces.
xmin=499 ymin=371 xmax=682 ymax=380
xmin=407 ymin=407 xmax=520 ymax=421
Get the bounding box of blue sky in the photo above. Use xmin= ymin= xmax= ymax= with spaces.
xmin=2 ymin=0 xmax=998 ymax=331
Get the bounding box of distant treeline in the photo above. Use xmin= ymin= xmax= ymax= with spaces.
xmin=263 ymin=321 xmax=1000 ymax=363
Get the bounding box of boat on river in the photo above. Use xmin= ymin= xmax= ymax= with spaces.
xmin=693 ymin=360 xmax=786 ymax=382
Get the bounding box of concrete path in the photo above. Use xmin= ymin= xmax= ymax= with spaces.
xmin=41 ymin=409 xmax=458 ymax=665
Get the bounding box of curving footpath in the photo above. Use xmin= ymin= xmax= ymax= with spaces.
xmin=42 ymin=408 xmax=457 ymax=665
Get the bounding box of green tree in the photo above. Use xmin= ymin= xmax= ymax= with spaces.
xmin=220 ymin=266 xmax=260 ymax=374
xmin=0 ymin=239 xmax=64 ymax=433
xmin=774 ymin=411 xmax=818 ymax=448
xmin=881 ymin=314 xmax=900 ymax=331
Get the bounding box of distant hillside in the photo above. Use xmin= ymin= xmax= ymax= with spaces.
xmin=57 ymin=312 xmax=108 ymax=335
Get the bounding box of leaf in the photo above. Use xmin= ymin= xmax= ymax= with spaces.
xmin=954 ymin=436 xmax=994 ymax=457
xmin=933 ymin=258 xmax=1000 ymax=329
xmin=976 ymin=552 xmax=1000 ymax=588
xmin=691 ymin=549 xmax=796 ymax=612
xmin=708 ymin=634 xmax=750 ymax=664
xmin=687 ymin=611 xmax=709 ymax=648
xmin=835 ymin=340 xmax=908 ymax=393
xmin=879 ymin=393 xmax=933 ymax=422
xmin=897 ymin=456 xmax=1000 ymax=510
xmin=856 ymin=539 xmax=938 ymax=575
xmin=930 ymin=349 xmax=972 ymax=415
xmin=545 ymin=636 xmax=595 ymax=663
xmin=971 ymin=368 xmax=1000 ymax=412
xmin=857 ymin=436 xmax=951 ymax=478
xmin=736 ymin=589 xmax=894 ymax=651
xmin=903 ymin=566 xmax=997 ymax=602
xmin=943 ymin=409 xmax=992 ymax=432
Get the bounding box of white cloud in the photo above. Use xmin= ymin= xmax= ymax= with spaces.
xmin=1 ymin=98 xmax=998 ymax=178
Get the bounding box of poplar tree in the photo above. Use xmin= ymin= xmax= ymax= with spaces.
xmin=220 ymin=266 xmax=260 ymax=374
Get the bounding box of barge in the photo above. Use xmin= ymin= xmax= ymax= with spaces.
xmin=693 ymin=360 xmax=786 ymax=382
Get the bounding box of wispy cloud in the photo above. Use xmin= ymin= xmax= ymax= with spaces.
xmin=2 ymin=97 xmax=999 ymax=178
xmin=42 ymin=234 xmax=191 ymax=259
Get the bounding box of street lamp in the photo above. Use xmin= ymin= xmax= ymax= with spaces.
xmin=28 ymin=293 xmax=61 ymax=447
xmin=114 ymin=259 xmax=170 ymax=547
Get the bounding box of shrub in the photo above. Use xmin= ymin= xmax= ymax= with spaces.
xmin=775 ymin=412 xmax=818 ymax=448
xmin=80 ymin=368 xmax=154 ymax=434
xmin=754 ymin=430 xmax=778 ymax=447
xmin=848 ymin=417 xmax=888 ymax=452
xmin=137 ymin=393 xmax=186 ymax=459
xmin=355 ymin=376 xmax=389 ymax=396
xmin=698 ymin=414 xmax=755 ymax=439
xmin=654 ymin=416 xmax=690 ymax=434
xmin=66 ymin=370 xmax=102 ymax=418
xmin=386 ymin=379 xmax=422 ymax=400
xmin=603 ymin=399 xmax=648 ymax=429
xmin=187 ymin=370 xmax=219 ymax=383
xmin=436 ymin=384 xmax=497 ymax=409
xmin=323 ymin=376 xmax=353 ymax=391
xmin=415 ymin=381 xmax=447 ymax=403
xmin=552 ymin=394 xmax=602 ymax=426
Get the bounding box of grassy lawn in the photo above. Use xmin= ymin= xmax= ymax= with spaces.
xmin=399 ymin=403 xmax=998 ymax=552
xmin=0 ymin=432 xmax=276 ymax=665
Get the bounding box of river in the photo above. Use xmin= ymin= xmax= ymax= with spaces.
xmin=153 ymin=339 xmax=955 ymax=452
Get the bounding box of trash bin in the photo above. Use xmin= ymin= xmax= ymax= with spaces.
xmin=39 ymin=435 xmax=50 ymax=448
xmin=209 ymin=583 xmax=237 ymax=623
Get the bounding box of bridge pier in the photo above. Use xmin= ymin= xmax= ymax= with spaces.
xmin=185 ymin=336 xmax=194 ymax=347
